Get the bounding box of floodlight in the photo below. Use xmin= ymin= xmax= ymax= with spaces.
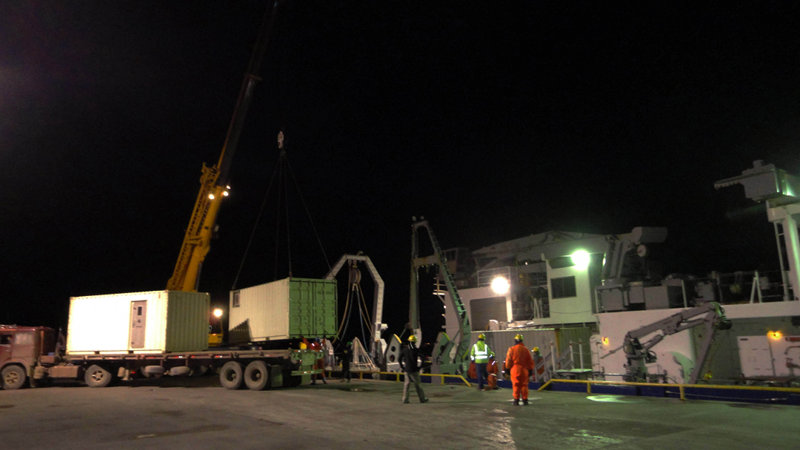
xmin=491 ymin=276 xmax=510 ymax=295
xmin=570 ymin=250 xmax=591 ymax=270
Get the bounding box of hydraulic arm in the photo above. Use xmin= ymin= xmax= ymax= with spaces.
xmin=622 ymin=302 xmax=731 ymax=383
xmin=167 ymin=2 xmax=281 ymax=292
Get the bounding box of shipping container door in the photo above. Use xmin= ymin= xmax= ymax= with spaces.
xmin=315 ymin=281 xmax=337 ymax=336
xmin=130 ymin=301 xmax=147 ymax=348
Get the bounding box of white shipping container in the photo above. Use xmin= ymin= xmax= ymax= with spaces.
xmin=229 ymin=277 xmax=337 ymax=342
xmin=67 ymin=290 xmax=209 ymax=355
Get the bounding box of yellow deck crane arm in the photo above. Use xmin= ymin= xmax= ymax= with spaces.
xmin=166 ymin=1 xmax=281 ymax=292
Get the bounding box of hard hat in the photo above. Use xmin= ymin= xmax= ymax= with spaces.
xmin=514 ymin=334 xmax=523 ymax=341
xmin=478 ymin=333 xmax=486 ymax=340
xmin=533 ymin=347 xmax=539 ymax=352
xmin=408 ymin=335 xmax=417 ymax=343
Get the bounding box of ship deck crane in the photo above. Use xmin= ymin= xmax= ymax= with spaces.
xmin=715 ymin=160 xmax=800 ymax=301
xmin=622 ymin=302 xmax=731 ymax=383
xmin=410 ymin=218 xmax=471 ymax=374
xmin=166 ymin=1 xmax=281 ymax=292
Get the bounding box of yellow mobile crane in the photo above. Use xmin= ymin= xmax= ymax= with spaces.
xmin=166 ymin=2 xmax=280 ymax=293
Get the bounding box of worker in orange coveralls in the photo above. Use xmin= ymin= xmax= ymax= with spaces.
xmin=486 ymin=355 xmax=499 ymax=390
xmin=504 ymin=334 xmax=534 ymax=405
xmin=310 ymin=338 xmax=327 ymax=385
xmin=532 ymin=347 xmax=545 ymax=382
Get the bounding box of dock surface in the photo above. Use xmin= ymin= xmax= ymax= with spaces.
xmin=1 ymin=376 xmax=798 ymax=449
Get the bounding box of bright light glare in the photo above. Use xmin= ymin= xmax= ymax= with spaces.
xmin=490 ymin=276 xmax=510 ymax=295
xmin=222 ymin=190 xmax=229 ymax=197
xmin=602 ymin=337 xmax=610 ymax=346
xmin=768 ymin=330 xmax=783 ymax=340
xmin=212 ymin=308 xmax=224 ymax=318
xmin=208 ymin=193 xmax=215 ymax=200
xmin=570 ymin=250 xmax=591 ymax=270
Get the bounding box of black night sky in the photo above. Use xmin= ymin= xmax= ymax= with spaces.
xmin=3 ymin=1 xmax=800 ymax=338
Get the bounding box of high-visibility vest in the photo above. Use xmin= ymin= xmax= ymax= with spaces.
xmin=471 ymin=341 xmax=493 ymax=363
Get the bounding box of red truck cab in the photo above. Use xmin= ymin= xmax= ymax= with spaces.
xmin=0 ymin=325 xmax=57 ymax=389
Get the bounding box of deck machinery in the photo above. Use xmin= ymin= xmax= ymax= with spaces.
xmin=409 ymin=218 xmax=471 ymax=375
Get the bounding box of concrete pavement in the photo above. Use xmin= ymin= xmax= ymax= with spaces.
xmin=1 ymin=376 xmax=798 ymax=449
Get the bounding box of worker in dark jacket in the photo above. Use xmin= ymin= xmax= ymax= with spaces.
xmin=400 ymin=335 xmax=428 ymax=404
xmin=340 ymin=341 xmax=352 ymax=383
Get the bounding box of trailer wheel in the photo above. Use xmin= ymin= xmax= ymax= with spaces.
xmin=84 ymin=364 xmax=112 ymax=388
xmin=1 ymin=365 xmax=27 ymax=390
xmin=244 ymin=361 xmax=270 ymax=391
xmin=219 ymin=361 xmax=243 ymax=389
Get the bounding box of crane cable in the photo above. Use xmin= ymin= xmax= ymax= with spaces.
xmin=355 ymin=280 xmax=370 ymax=346
xmin=334 ymin=264 xmax=358 ymax=341
xmin=273 ymin=152 xmax=288 ymax=279
xmin=231 ymin=152 xmax=281 ymax=290
xmin=333 ymin=263 xmax=374 ymax=348
xmin=231 ymin=131 xmax=330 ymax=289
xmin=334 ymin=282 xmax=353 ymax=342
xmin=285 ymin=155 xmax=331 ymax=272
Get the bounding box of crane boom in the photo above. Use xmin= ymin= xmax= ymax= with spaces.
xmin=167 ymin=1 xmax=281 ymax=292
xmin=622 ymin=302 xmax=731 ymax=383
xmin=410 ymin=219 xmax=471 ymax=374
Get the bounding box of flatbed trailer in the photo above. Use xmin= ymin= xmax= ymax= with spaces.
xmin=1 ymin=325 xmax=322 ymax=390
xmin=69 ymin=347 xmax=322 ymax=390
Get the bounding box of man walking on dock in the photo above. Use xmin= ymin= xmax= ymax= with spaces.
xmin=341 ymin=341 xmax=352 ymax=383
xmin=400 ymin=335 xmax=428 ymax=404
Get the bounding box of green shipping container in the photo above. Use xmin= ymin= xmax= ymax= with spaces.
xmin=229 ymin=277 xmax=337 ymax=341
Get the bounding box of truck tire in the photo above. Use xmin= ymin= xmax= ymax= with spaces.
xmin=1 ymin=365 xmax=27 ymax=390
xmin=244 ymin=361 xmax=270 ymax=391
xmin=219 ymin=361 xmax=243 ymax=389
xmin=84 ymin=364 xmax=112 ymax=388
